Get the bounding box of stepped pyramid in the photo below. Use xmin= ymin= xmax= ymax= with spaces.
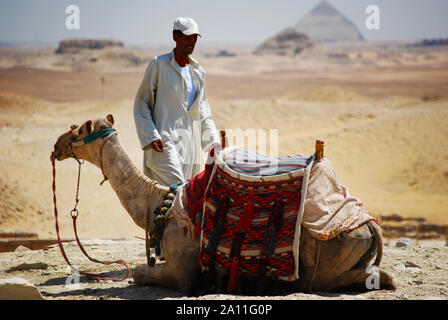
xmin=294 ymin=1 xmax=364 ymax=43
xmin=253 ymin=27 xmax=317 ymax=56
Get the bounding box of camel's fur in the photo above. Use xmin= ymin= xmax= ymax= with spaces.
xmin=52 ymin=115 xmax=395 ymax=294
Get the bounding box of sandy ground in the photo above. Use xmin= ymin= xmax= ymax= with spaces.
xmin=0 ymin=238 xmax=446 ymax=300
xmin=0 ymin=42 xmax=447 ymax=300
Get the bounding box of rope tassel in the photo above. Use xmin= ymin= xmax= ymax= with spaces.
xmin=227 ymin=258 xmax=239 ymax=292
xmin=227 ymin=202 xmax=254 ymax=292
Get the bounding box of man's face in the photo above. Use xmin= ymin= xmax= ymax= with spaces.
xmin=174 ymin=32 xmax=198 ymax=56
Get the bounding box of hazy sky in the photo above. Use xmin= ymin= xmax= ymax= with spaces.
xmin=1 ymin=0 xmax=447 ymax=46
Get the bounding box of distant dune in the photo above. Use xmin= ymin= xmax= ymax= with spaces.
xmin=0 ymin=40 xmax=155 ymax=73
xmin=55 ymin=39 xmax=124 ymax=54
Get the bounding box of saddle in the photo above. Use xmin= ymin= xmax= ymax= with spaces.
xmin=187 ymin=146 xmax=315 ymax=292
xmin=183 ymin=140 xmax=376 ymax=292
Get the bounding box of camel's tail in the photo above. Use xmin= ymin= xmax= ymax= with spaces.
xmin=368 ymin=220 xmax=397 ymax=290
xmin=367 ymin=220 xmax=383 ymax=267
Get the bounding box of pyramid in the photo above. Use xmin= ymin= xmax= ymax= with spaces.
xmin=253 ymin=28 xmax=317 ymax=56
xmin=294 ymin=1 xmax=364 ymax=43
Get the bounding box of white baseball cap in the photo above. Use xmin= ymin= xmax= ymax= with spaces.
xmin=173 ymin=17 xmax=201 ymax=37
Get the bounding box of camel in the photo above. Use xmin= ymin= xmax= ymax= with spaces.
xmin=51 ymin=114 xmax=396 ymax=294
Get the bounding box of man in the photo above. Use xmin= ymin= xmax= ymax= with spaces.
xmin=134 ymin=17 xmax=221 ymax=187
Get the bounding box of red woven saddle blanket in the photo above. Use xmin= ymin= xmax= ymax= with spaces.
xmin=186 ymin=147 xmax=313 ymax=292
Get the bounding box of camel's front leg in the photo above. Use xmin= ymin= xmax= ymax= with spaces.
xmin=133 ymin=263 xmax=177 ymax=288
xmin=133 ymin=219 xmax=200 ymax=293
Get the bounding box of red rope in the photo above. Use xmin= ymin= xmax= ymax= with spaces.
xmin=51 ymin=154 xmax=130 ymax=282
xmin=227 ymin=202 xmax=255 ymax=292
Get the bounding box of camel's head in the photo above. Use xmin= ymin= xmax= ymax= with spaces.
xmin=52 ymin=114 xmax=115 ymax=161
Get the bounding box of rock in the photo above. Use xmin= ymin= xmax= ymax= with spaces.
xmin=55 ymin=39 xmax=124 ymax=54
xmin=6 ymin=262 xmax=50 ymax=273
xmin=392 ymin=263 xmax=406 ymax=272
xmin=396 ymin=238 xmax=414 ymax=248
xmin=14 ymin=245 xmax=31 ymax=253
xmin=0 ymin=278 xmax=44 ymax=300
xmin=14 ymin=245 xmax=32 ymax=257
xmin=439 ymin=287 xmax=448 ymax=295
xmin=407 ymin=267 xmax=425 ymax=276
xmin=404 ymin=261 xmax=421 ymax=268
xmin=396 ymin=293 xmax=408 ymax=300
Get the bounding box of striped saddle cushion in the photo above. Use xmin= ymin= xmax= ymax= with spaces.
xmin=223 ymin=148 xmax=312 ymax=176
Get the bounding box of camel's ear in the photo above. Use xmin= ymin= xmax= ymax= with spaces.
xmin=86 ymin=120 xmax=93 ymax=134
xmin=70 ymin=124 xmax=80 ymax=137
xmin=106 ymin=114 xmax=114 ymax=126
xmin=79 ymin=120 xmax=93 ymax=135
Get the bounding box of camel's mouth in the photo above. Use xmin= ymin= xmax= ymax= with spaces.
xmin=51 ymin=150 xmax=61 ymax=161
xmin=51 ymin=147 xmax=71 ymax=161
xmin=51 ymin=151 xmax=60 ymax=160
xmin=52 ymin=129 xmax=77 ymax=161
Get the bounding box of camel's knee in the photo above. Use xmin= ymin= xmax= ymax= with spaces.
xmin=361 ymin=266 xmax=396 ymax=291
xmin=132 ymin=263 xmax=197 ymax=293
xmin=133 ymin=264 xmax=168 ymax=286
xmin=341 ymin=267 xmax=396 ymax=292
xmin=132 ymin=264 xmax=152 ymax=286
xmin=379 ymin=269 xmax=396 ymax=290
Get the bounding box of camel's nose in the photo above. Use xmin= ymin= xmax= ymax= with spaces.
xmin=51 ymin=149 xmax=59 ymax=161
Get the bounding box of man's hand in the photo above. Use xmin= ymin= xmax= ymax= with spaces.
xmin=151 ymin=139 xmax=165 ymax=152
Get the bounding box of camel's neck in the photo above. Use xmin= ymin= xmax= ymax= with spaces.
xmin=82 ymin=135 xmax=168 ymax=231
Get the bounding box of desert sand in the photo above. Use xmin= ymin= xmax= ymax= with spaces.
xmin=0 ymin=42 xmax=447 ymax=300
xmin=0 ymin=238 xmax=446 ymax=300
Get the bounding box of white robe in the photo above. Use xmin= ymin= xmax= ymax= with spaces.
xmin=134 ymin=50 xmax=220 ymax=187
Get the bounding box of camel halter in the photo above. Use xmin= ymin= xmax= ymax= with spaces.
xmin=72 ymin=128 xmax=116 ymax=185
xmin=51 ymin=128 xmax=130 ymax=282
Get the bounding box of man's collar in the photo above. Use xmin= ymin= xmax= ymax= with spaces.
xmin=188 ymin=55 xmax=199 ymax=67
xmin=170 ymin=49 xmax=199 ymax=68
